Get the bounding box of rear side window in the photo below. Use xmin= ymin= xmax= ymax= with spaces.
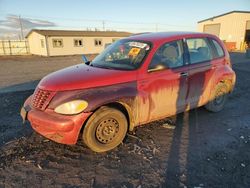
xmin=211 ymin=39 xmax=225 ymax=58
xmin=186 ymin=38 xmax=212 ymax=64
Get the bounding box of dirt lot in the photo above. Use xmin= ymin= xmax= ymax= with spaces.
xmin=0 ymin=53 xmax=249 ymax=188
xmin=0 ymin=55 xmax=97 ymax=91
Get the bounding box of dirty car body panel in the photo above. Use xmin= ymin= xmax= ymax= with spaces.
xmin=21 ymin=32 xmax=236 ymax=146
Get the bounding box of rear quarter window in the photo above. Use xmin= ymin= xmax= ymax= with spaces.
xmin=211 ymin=39 xmax=225 ymax=58
xmin=186 ymin=38 xmax=212 ymax=64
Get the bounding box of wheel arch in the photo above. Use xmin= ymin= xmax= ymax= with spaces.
xmin=105 ymin=102 xmax=131 ymax=130
xmin=213 ymin=65 xmax=236 ymax=94
xmin=206 ymin=76 xmax=234 ymax=104
xmin=219 ymin=78 xmax=235 ymax=93
xmin=81 ymin=100 xmax=135 ymax=134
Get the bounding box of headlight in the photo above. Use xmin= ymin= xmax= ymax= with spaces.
xmin=54 ymin=100 xmax=88 ymax=115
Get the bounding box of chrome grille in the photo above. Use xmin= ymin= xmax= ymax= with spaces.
xmin=32 ymin=89 xmax=54 ymax=110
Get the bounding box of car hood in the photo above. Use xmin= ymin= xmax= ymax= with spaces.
xmin=38 ymin=64 xmax=137 ymax=91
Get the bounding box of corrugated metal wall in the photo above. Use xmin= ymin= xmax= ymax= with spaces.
xmin=198 ymin=13 xmax=250 ymax=50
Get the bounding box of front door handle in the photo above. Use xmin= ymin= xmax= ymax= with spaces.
xmin=180 ymin=72 xmax=188 ymax=77
xmin=211 ymin=65 xmax=217 ymax=69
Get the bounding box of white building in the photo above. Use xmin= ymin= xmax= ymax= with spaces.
xmin=26 ymin=29 xmax=131 ymax=56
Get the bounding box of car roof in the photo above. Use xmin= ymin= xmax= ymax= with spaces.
xmin=127 ymin=31 xmax=215 ymax=43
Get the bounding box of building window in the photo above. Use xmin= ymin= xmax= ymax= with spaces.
xmin=52 ymin=39 xmax=63 ymax=48
xmin=40 ymin=39 xmax=45 ymax=48
xmin=94 ymin=39 xmax=102 ymax=46
xmin=74 ymin=39 xmax=83 ymax=47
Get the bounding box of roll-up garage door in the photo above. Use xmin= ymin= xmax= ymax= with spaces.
xmin=203 ymin=24 xmax=221 ymax=37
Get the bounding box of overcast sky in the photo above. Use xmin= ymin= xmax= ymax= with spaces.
xmin=0 ymin=0 xmax=249 ymax=39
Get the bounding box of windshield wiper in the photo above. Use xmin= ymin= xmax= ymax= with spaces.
xmin=91 ymin=64 xmax=110 ymax=69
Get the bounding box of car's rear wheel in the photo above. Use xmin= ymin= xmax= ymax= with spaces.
xmin=83 ymin=106 xmax=128 ymax=152
xmin=205 ymin=83 xmax=228 ymax=112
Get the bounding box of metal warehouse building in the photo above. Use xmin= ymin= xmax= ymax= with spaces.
xmin=26 ymin=29 xmax=131 ymax=56
xmin=198 ymin=11 xmax=250 ymax=51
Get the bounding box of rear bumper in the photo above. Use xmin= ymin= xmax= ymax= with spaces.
xmin=23 ymin=96 xmax=92 ymax=145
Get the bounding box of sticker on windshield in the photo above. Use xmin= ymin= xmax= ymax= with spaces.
xmin=145 ymin=45 xmax=150 ymax=50
xmin=128 ymin=48 xmax=141 ymax=57
xmin=129 ymin=42 xmax=148 ymax=49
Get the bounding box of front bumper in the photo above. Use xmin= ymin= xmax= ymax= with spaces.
xmin=21 ymin=96 xmax=92 ymax=145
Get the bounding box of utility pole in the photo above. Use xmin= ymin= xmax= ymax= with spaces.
xmin=19 ymin=15 xmax=24 ymax=40
xmin=102 ymin=20 xmax=105 ymax=31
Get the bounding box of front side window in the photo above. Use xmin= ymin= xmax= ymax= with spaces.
xmin=91 ymin=40 xmax=151 ymax=70
xmin=149 ymin=40 xmax=184 ymax=71
xmin=52 ymin=39 xmax=63 ymax=48
xmin=186 ymin=38 xmax=212 ymax=64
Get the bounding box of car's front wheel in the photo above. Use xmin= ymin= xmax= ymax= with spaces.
xmin=205 ymin=83 xmax=228 ymax=112
xmin=83 ymin=106 xmax=128 ymax=152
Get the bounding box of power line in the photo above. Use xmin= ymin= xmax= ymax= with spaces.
xmin=0 ymin=13 xmax=196 ymax=39
xmin=13 ymin=14 xmax=194 ymax=28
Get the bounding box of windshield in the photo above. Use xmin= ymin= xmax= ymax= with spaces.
xmin=90 ymin=39 xmax=151 ymax=70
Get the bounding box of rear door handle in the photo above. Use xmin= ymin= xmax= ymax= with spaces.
xmin=180 ymin=72 xmax=189 ymax=77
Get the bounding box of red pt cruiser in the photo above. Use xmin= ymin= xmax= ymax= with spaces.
xmin=21 ymin=32 xmax=236 ymax=152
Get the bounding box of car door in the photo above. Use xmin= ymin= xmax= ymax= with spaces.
xmin=137 ymin=39 xmax=189 ymax=124
xmin=185 ymin=37 xmax=215 ymax=108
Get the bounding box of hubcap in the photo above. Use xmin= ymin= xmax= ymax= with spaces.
xmin=96 ymin=118 xmax=119 ymax=144
xmin=214 ymin=91 xmax=224 ymax=105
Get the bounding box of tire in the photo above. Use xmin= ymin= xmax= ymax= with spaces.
xmin=83 ymin=106 xmax=128 ymax=152
xmin=205 ymin=83 xmax=228 ymax=112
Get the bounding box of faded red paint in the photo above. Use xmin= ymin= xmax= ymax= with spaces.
xmin=21 ymin=32 xmax=236 ymax=145
xmin=28 ymin=109 xmax=92 ymax=144
xmin=38 ymin=63 xmax=137 ymax=91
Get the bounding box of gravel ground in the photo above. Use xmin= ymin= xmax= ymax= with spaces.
xmin=0 ymin=53 xmax=249 ymax=188
xmin=0 ymin=55 xmax=96 ymax=89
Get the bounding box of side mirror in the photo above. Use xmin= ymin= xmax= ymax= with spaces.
xmin=81 ymin=55 xmax=89 ymax=64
